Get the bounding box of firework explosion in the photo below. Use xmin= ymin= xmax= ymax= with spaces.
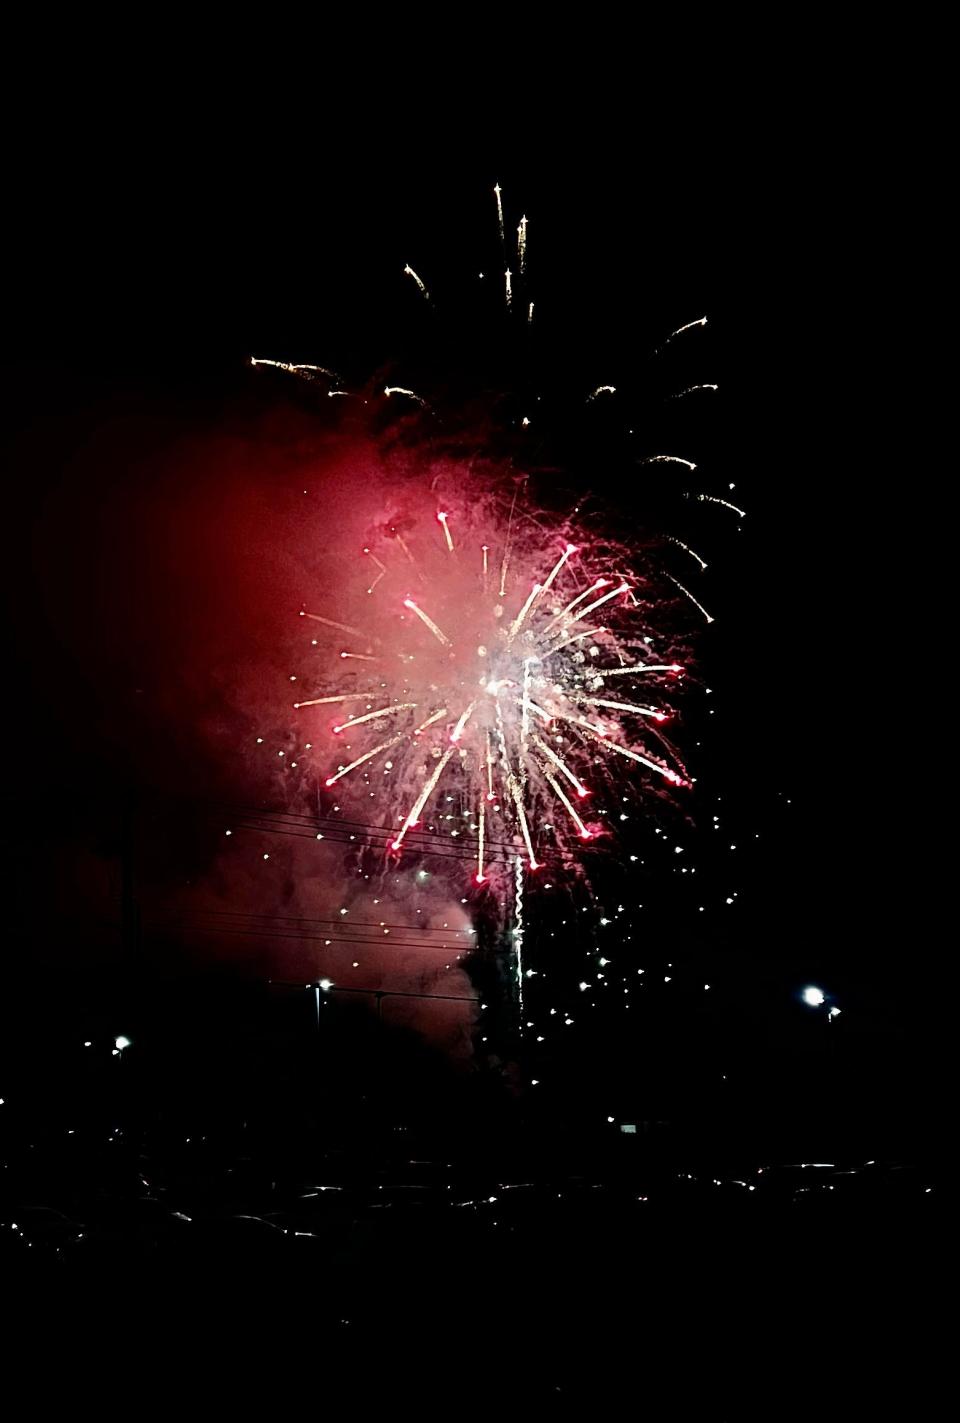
xmin=246 ymin=179 xmax=729 ymax=1035
xmin=291 ymin=473 xmax=689 ymax=895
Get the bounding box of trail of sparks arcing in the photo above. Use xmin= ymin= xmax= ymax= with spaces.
xmin=540 ymin=765 xmax=591 ymax=839
xmin=391 ymin=745 xmax=456 ymax=851
xmin=404 ymin=598 xmax=451 ymax=646
xmin=403 ymin=265 xmax=430 ymax=301
xmin=541 ymin=579 xmax=611 ymax=634
xmin=641 ymin=455 xmax=697 ymax=470
xmin=532 ymin=734 xmax=588 ymax=798
xmin=385 ymin=386 xmax=427 ymax=407
xmin=437 ymin=511 xmax=455 ymax=553
xmin=694 ymin=493 xmax=746 ymax=518
xmin=666 ymin=315 xmax=708 ymax=343
xmin=667 ymin=536 xmax=708 ymax=570
xmin=666 ymin=574 xmax=715 ymax=624
xmin=300 ymin=611 xmax=365 ymax=636
xmin=333 ymin=703 xmax=418 ymax=734
xmin=325 ymin=732 xmax=408 ymax=787
xmin=294 ymin=693 xmax=372 ymax=708
xmin=547 ymin=582 xmax=629 ymax=636
xmin=584 ymin=697 xmax=668 ymax=721
xmin=250 ymin=357 xmax=340 ymax=382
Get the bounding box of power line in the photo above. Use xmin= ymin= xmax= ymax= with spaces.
xmin=168 ymin=906 xmax=476 ymax=935
xmin=149 ymin=921 xmax=476 ymax=956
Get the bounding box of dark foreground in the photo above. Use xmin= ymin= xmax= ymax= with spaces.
xmin=3 ymin=1126 xmax=944 ymax=1412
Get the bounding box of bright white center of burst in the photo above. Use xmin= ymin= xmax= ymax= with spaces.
xmin=802 ymin=986 xmax=825 ymax=1006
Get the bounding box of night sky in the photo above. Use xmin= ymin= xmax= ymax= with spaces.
xmin=0 ymin=51 xmax=944 ymax=1411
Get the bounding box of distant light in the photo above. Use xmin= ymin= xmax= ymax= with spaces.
xmin=319 ymin=979 xmax=334 ymax=992
xmin=828 ymin=1007 xmax=842 ymax=1021
xmin=114 ymin=1036 xmax=132 ymax=1051
xmin=607 ymin=1116 xmax=615 ymax=1123
xmin=620 ymin=1124 xmax=637 ymax=1135
xmin=802 ymin=986 xmax=825 ymax=1007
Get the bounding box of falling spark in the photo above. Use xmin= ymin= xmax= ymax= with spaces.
xmin=510 ymin=776 xmax=539 ymax=869
xmin=587 ymin=385 xmax=617 ymax=401
xmin=584 ymin=697 xmax=668 ymax=720
xmin=476 ymin=800 xmax=486 ymax=883
xmin=394 ymin=533 xmax=418 ymax=570
xmin=293 ymin=693 xmax=372 ymax=709
xmin=498 ymin=550 xmax=510 ymax=598
xmin=541 ymin=765 xmax=591 ymax=839
xmin=549 ymin=582 xmax=629 ymax=635
xmin=494 ymin=182 xmax=504 ymax=244
xmin=542 ymin=578 xmax=612 ymax=634
xmin=300 ymin=611 xmax=365 ymax=637
xmin=403 ymin=264 xmax=430 ymax=301
xmin=505 ymin=268 xmax=513 ymax=309
xmin=437 ymin=511 xmax=455 ymax=553
xmin=667 ymin=536 xmax=708 ymax=570
xmin=540 ymin=544 xmax=576 ymax=598
xmin=671 ymin=384 xmax=719 ymax=398
xmin=392 ymin=745 xmax=456 ymax=851
xmin=250 ymin=357 xmax=340 ymax=382
xmin=517 ymin=215 xmax=527 ymax=273
xmin=533 ymin=734 xmax=588 ymax=797
xmin=581 ymin=725 xmax=685 ymax=785
xmin=333 ymin=703 xmax=418 ymax=734
xmin=450 ymin=700 xmax=477 ymax=743
xmin=520 ymin=657 xmax=534 ymax=748
xmin=598 ymin=662 xmax=683 ymax=677
xmin=640 ymin=455 xmax=697 ymax=470
xmin=528 ymin=302 xmax=534 ymax=324
xmin=413 ymin=707 xmax=448 ymax=736
xmin=666 ymin=574 xmax=715 ymax=623
xmin=326 ymin=732 xmax=408 ymax=786
xmin=545 ymin=625 xmax=607 ymax=656
xmin=384 ymin=386 xmax=427 ymax=406
xmin=481 ymin=544 xmax=489 ymax=593
xmin=339 ymin=651 xmax=378 ymax=662
xmin=404 ymin=597 xmax=452 ymax=646
xmin=363 ymin=546 xmax=387 ymax=594
xmin=665 ymin=315 xmax=708 ymax=344
xmin=695 ymin=493 xmax=746 ymax=518
xmin=506 ymin=582 xmax=543 ymax=644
